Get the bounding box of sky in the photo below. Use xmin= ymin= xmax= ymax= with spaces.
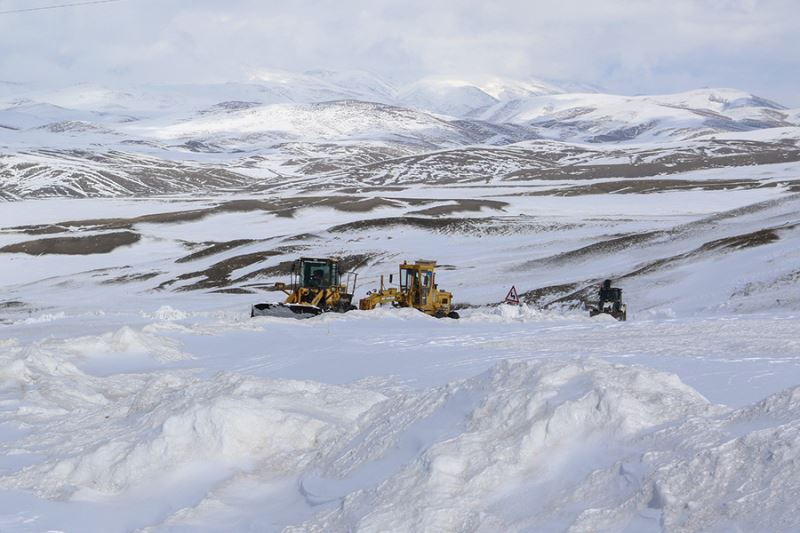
xmin=0 ymin=0 xmax=798 ymax=105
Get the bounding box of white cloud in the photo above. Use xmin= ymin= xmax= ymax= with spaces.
xmin=0 ymin=0 xmax=797 ymax=105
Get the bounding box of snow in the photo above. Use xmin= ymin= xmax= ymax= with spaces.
xmin=477 ymin=88 xmax=798 ymax=142
xmin=2 ymin=72 xmax=800 ymax=531
xmin=146 ymin=100 xmax=460 ymax=144
xmin=1 ymin=304 xmax=799 ymax=531
xmin=397 ymin=78 xmax=499 ymax=117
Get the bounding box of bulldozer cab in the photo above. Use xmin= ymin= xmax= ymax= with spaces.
xmin=298 ymin=258 xmax=340 ymax=289
xmin=252 ymin=256 xmax=357 ymax=318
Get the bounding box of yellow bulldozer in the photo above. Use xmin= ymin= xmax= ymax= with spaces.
xmin=251 ymin=257 xmax=357 ymax=318
xmin=359 ymin=260 xmax=459 ymax=319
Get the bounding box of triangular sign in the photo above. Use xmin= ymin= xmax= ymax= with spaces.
xmin=504 ymin=285 xmax=520 ymax=305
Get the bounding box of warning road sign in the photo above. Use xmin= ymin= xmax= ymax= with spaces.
xmin=504 ymin=286 xmax=520 ymax=305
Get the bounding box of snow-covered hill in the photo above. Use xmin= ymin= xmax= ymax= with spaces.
xmin=478 ymin=88 xmax=795 ymax=142
xmin=2 ymin=75 xmax=799 ymax=200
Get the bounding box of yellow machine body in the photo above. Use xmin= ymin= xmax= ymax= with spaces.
xmin=359 ymin=260 xmax=459 ymax=319
xmin=251 ymin=257 xmax=356 ymax=318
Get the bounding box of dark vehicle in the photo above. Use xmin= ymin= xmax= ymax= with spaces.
xmin=589 ymin=279 xmax=627 ymax=321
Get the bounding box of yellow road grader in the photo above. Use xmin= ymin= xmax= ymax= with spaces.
xmin=359 ymin=260 xmax=459 ymax=319
xmin=251 ymin=257 xmax=357 ymax=318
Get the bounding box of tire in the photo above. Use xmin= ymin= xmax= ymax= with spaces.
xmin=434 ymin=310 xmax=446 ymax=319
xmin=447 ymin=311 xmax=460 ymax=319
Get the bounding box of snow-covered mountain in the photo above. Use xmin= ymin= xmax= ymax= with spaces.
xmin=477 ymin=88 xmax=793 ymax=141
xmin=2 ymin=73 xmax=799 ymax=200
xmin=397 ymin=78 xmax=501 ymax=116
xmin=247 ymin=69 xmax=398 ymax=105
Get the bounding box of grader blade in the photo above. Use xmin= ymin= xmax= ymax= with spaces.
xmin=250 ymin=302 xmax=322 ymax=319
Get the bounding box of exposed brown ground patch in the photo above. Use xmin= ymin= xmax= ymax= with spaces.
xmin=210 ymin=288 xmax=255 ymax=294
xmin=0 ymin=300 xmax=33 ymax=324
xmin=234 ymin=253 xmax=375 ymax=285
xmin=518 ymin=231 xmax=665 ymax=270
xmin=328 ymin=216 xmax=476 ymax=233
xmin=286 ymin=233 xmax=322 ymax=242
xmin=406 ymin=199 xmax=508 ymax=216
xmin=520 ymin=282 xmax=581 ymax=307
xmin=618 ymin=227 xmax=789 ymax=281
xmin=0 ymin=231 xmax=140 ymax=255
xmin=101 ymin=271 xmax=161 ymax=285
xmin=701 ymin=228 xmax=782 ymax=251
xmin=235 ymin=260 xmax=297 ymax=283
xmin=329 ymin=216 xmax=576 ymax=237
xmin=504 ymin=143 xmax=800 ymax=182
xmin=338 ymin=186 xmax=406 ymax=194
xmin=0 ymin=300 xmax=27 ymax=309
xmin=166 ymin=250 xmax=284 ymax=292
xmin=176 ymin=239 xmax=257 ymax=264
xmin=519 ymin=221 xmax=796 ymax=310
xmin=8 ymin=196 xmax=409 ymax=236
xmin=514 ymin=179 xmax=776 ymax=197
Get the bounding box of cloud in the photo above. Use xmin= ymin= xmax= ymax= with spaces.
xmin=0 ymin=0 xmax=797 ymax=105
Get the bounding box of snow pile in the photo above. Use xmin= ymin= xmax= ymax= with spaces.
xmin=560 ymin=386 xmax=800 ymax=533
xmin=21 ymin=312 xmax=67 ymax=324
xmin=0 ymin=326 xmax=192 ymax=367
xmin=294 ymin=359 xmax=717 ymax=532
xmin=1 ymin=373 xmax=386 ymax=499
xmin=0 ymin=338 xmax=112 ymax=419
xmin=0 ymin=326 xmax=192 ymax=419
xmin=492 ymin=303 xmax=544 ymax=321
xmin=3 ymin=321 xmax=800 ymax=531
xmin=62 ymin=326 xmax=191 ymax=362
xmin=492 ymin=302 xmax=586 ymax=322
xmin=143 ymin=305 xmax=190 ymax=321
xmin=462 ymin=303 xmax=584 ymax=323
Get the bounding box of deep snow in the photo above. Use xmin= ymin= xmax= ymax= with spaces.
xmin=2 ymin=74 xmax=800 ymax=531
xmin=1 ymin=299 xmax=799 ymax=532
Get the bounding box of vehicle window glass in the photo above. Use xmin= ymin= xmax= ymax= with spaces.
xmin=303 ymin=262 xmax=332 ymax=287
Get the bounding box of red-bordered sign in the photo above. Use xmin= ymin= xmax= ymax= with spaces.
xmin=504 ymin=285 xmax=520 ymax=305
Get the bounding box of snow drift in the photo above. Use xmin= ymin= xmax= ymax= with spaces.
xmin=2 ymin=313 xmax=800 ymax=532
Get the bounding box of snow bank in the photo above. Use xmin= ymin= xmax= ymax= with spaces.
xmin=293 ymin=359 xmax=717 ymax=532
xmin=141 ymin=305 xmax=190 ymax=321
xmin=63 ymin=326 xmax=191 ymax=362
xmin=286 ymin=361 xmax=800 ymax=532
xmin=2 ymin=373 xmax=386 ymax=499
xmin=3 ymin=321 xmax=800 ymax=531
xmin=0 ymin=326 xmax=192 ymax=422
xmin=564 ymin=385 xmax=800 ymax=533
xmin=461 ymin=303 xmax=589 ymax=323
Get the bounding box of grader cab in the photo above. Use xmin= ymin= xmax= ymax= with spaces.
xmin=359 ymin=260 xmax=459 ymax=319
xmin=251 ymin=257 xmax=357 ymax=318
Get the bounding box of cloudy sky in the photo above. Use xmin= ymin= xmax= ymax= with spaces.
xmin=1 ymin=0 xmax=798 ymax=104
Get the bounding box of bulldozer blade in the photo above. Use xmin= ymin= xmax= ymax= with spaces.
xmin=589 ymin=307 xmax=626 ymax=321
xmin=251 ymin=303 xmax=322 ymax=319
